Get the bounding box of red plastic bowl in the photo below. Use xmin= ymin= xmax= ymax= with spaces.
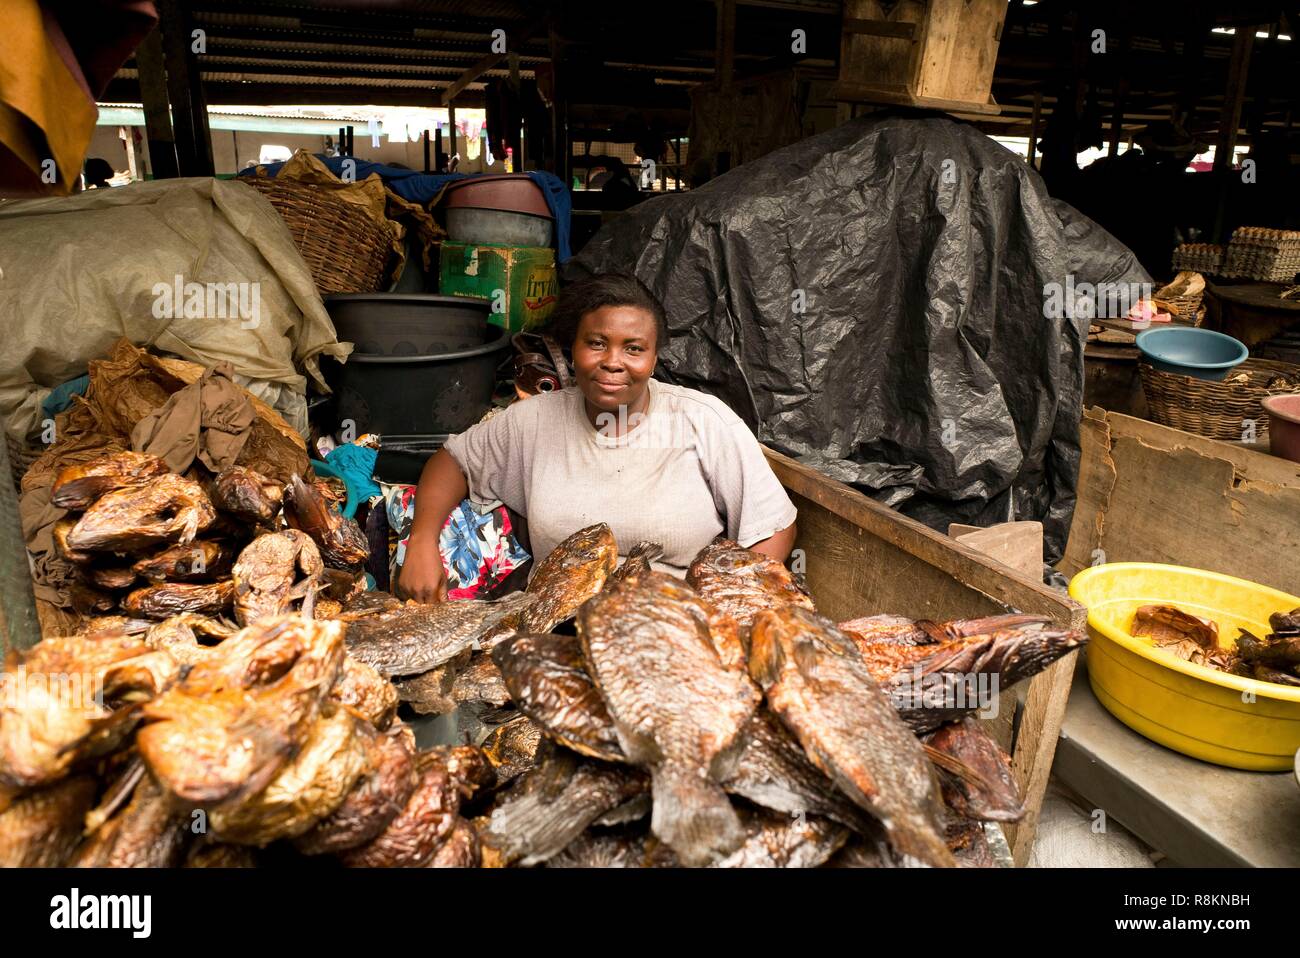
xmin=1263 ymin=394 xmax=1300 ymax=463
xmin=442 ymin=174 xmax=551 ymax=218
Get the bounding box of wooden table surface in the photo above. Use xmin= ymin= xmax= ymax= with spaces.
xmin=1055 ymin=663 xmax=1300 ymax=867
xmin=1210 ymin=280 xmax=1300 ymax=313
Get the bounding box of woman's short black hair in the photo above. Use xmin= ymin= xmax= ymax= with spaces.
xmin=548 ymin=273 xmax=669 ymax=350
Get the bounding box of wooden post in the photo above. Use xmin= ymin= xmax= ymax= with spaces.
xmin=548 ymin=21 xmax=570 ymax=187
xmin=121 ymin=127 xmax=138 ymax=181
xmin=134 ymin=25 xmax=178 ymax=179
xmin=158 ymin=0 xmax=213 ymax=176
xmin=1174 ymin=15 xmax=1206 ymax=129
xmin=716 ymin=0 xmax=737 ymax=90
xmin=1027 ymin=90 xmax=1042 ymax=167
xmin=1213 ymin=26 xmax=1255 ymax=174
xmin=1108 ymin=23 xmax=1130 ymax=158
xmin=422 ymin=129 xmax=430 ymax=173
xmin=1246 ymin=22 xmax=1281 ymax=144
xmin=447 ymin=103 xmax=458 ymax=167
xmin=1213 ymin=25 xmax=1258 ymax=241
xmin=506 ymin=52 xmax=523 ymax=166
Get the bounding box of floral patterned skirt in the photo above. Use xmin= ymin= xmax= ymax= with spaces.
xmin=383 ymin=483 xmax=531 ymax=599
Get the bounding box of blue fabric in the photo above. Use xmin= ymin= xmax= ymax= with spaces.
xmin=239 ymin=157 xmax=572 ymax=262
xmin=310 ymin=444 xmax=381 ymax=518
xmin=41 ymin=374 xmax=89 ymax=419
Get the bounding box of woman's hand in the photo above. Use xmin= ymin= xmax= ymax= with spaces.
xmin=396 ymin=535 xmax=448 ymax=604
xmin=397 ymin=448 xmax=471 ymax=604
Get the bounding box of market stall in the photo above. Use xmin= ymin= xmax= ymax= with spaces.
xmin=1 ymin=0 xmax=1298 ymax=890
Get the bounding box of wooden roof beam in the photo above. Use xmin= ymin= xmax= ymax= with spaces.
xmin=440 ymin=15 xmax=546 ymax=105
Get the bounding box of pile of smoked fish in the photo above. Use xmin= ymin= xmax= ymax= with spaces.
xmin=1132 ymin=604 xmax=1300 ymax=687
xmin=2 ymin=453 xmax=1085 ymax=867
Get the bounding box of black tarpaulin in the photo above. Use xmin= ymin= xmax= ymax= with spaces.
xmin=566 ymin=113 xmax=1150 ymax=564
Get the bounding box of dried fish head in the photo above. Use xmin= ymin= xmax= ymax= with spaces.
xmin=0 ymin=634 xmax=177 ymax=788
xmin=67 ymin=473 xmax=216 ymax=552
xmin=51 ymin=451 xmax=169 ymax=511
xmin=211 ymin=466 xmax=284 ymax=525
xmin=138 ymin=615 xmax=345 ymax=806
xmin=519 ymin=523 xmax=618 ymax=633
xmin=686 ymin=539 xmax=813 ymax=670
xmin=232 ymin=529 xmax=324 ymax=626
xmin=207 ymin=706 xmax=371 ymax=846
xmin=285 ymin=475 xmax=369 ymax=569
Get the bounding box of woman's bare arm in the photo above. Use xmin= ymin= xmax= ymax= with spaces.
xmin=395 ymin=448 xmax=470 ymax=603
xmin=748 ymin=521 xmax=797 ymax=563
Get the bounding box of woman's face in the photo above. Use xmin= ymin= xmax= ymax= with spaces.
xmin=571 ymin=305 xmax=658 ymax=415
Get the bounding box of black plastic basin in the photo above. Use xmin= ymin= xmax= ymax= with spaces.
xmin=324 ymin=294 xmax=510 ymax=435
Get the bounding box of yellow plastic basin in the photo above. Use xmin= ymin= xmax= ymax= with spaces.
xmin=1069 ymin=562 xmax=1300 ymax=770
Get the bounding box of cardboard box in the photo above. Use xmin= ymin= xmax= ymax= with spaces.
xmin=439 ymin=241 xmax=558 ymax=332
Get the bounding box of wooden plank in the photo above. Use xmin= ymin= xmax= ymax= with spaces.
xmin=832 ymin=82 xmax=1001 ymax=115
xmin=1002 ymin=653 xmax=1075 ymax=865
xmin=442 ymin=50 xmax=510 ymax=106
xmin=841 ymin=18 xmax=916 ymax=39
xmin=767 ymin=448 xmax=1083 ymax=629
xmin=788 ymin=489 xmax=1006 ymax=622
xmin=1101 ymin=409 xmax=1300 ymax=484
xmin=767 ymin=447 xmax=1083 ymax=867
xmin=1061 ymin=408 xmax=1300 ymax=592
xmin=949 ymin=522 xmax=1044 ymax=579
xmin=838 ymin=0 xmax=920 ymax=99
xmin=915 ymin=0 xmax=1006 ymax=105
xmin=134 ymin=25 xmax=178 ymax=180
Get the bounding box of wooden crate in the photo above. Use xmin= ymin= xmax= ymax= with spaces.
xmin=766 ymin=448 xmax=1085 ymax=866
xmin=1061 ymin=407 xmax=1300 ymax=591
xmin=834 ymin=0 xmax=1006 ymax=115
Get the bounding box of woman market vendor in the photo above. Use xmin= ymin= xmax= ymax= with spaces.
xmin=397 ymin=273 xmax=798 ymax=603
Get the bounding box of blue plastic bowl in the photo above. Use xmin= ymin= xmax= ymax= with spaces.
xmin=1136 ymin=327 xmax=1249 ymax=382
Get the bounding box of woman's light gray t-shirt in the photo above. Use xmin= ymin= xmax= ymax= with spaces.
xmin=443 ymin=379 xmax=797 ymax=576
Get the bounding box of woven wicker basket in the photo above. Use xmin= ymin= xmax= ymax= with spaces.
xmin=1139 ymin=358 xmax=1300 ymax=441
xmin=242 ymin=177 xmax=393 ymax=294
xmin=6 ymin=435 xmax=41 ymax=491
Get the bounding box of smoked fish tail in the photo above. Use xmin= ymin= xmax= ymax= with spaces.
xmin=649 ymin=760 xmax=744 ymax=867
